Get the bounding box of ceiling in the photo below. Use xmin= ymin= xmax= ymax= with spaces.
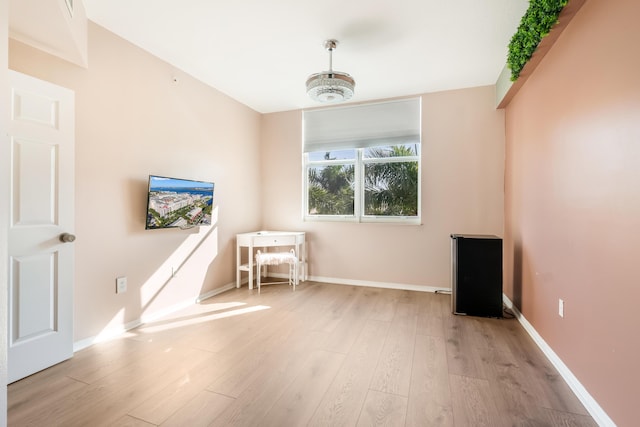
xmin=81 ymin=0 xmax=528 ymax=114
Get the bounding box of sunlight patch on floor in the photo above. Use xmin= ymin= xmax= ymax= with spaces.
xmin=135 ymin=304 xmax=271 ymax=334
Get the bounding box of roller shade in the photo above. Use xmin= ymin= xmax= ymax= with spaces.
xmin=303 ymin=97 xmax=421 ymax=153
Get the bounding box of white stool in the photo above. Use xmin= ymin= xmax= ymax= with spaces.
xmin=255 ymin=249 xmax=299 ymax=294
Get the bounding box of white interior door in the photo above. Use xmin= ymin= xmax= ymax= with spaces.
xmin=7 ymin=70 xmax=75 ymax=383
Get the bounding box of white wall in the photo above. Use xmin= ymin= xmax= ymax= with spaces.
xmin=9 ymin=23 xmax=263 ymax=343
xmin=261 ymin=87 xmax=505 ymax=289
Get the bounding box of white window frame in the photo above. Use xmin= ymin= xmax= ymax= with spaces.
xmin=303 ymin=97 xmax=421 ymax=224
xmin=304 ymin=155 xmax=358 ymax=222
xmin=302 ymin=98 xmax=421 ymax=224
xmin=359 ymin=148 xmax=421 ymax=223
xmin=303 ymin=144 xmax=421 ymax=224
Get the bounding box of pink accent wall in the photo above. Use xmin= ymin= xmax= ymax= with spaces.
xmin=261 ymin=87 xmax=505 ymax=288
xmin=9 ymin=23 xmax=263 ymax=341
xmin=504 ymin=0 xmax=640 ymax=424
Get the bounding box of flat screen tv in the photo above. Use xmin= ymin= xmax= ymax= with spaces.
xmin=145 ymin=175 xmax=215 ymax=230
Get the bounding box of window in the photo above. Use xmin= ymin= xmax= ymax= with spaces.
xmin=303 ymin=98 xmax=421 ymax=223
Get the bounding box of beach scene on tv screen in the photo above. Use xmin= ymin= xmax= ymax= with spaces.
xmin=146 ymin=176 xmax=214 ymax=229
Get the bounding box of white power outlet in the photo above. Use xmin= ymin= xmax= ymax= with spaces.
xmin=558 ymin=299 xmax=564 ymax=318
xmin=116 ymin=276 xmax=127 ymax=294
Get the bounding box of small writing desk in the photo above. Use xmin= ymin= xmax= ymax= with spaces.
xmin=236 ymin=231 xmax=307 ymax=289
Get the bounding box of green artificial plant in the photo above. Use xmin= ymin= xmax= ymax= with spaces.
xmin=507 ymin=0 xmax=569 ymax=81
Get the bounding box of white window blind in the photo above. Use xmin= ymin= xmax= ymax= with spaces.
xmin=303 ymin=97 xmax=421 ymax=153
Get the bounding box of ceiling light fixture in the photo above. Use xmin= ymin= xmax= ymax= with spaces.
xmin=306 ymin=39 xmax=355 ymax=103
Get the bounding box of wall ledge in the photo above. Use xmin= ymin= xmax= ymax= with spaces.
xmin=9 ymin=0 xmax=88 ymax=68
xmin=502 ymin=294 xmax=616 ymax=426
xmin=496 ymin=0 xmax=587 ymax=109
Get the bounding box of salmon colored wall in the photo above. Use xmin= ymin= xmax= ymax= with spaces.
xmin=9 ymin=23 xmax=263 ymax=342
xmin=261 ymin=87 xmax=505 ymax=288
xmin=504 ymin=0 xmax=640 ymax=424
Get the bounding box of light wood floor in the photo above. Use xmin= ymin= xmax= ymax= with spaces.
xmin=8 ymin=281 xmax=597 ymax=426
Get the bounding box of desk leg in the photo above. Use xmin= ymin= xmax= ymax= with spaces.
xmin=236 ymin=242 xmax=241 ymax=288
xmin=295 ymin=242 xmax=307 ymax=282
xmin=248 ymin=244 xmax=254 ymax=290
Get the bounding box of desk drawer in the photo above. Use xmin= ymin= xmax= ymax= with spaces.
xmin=253 ymin=235 xmax=297 ymax=247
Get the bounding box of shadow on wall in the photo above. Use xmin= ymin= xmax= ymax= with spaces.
xmin=512 ymin=241 xmax=523 ymax=309
xmin=91 ymin=206 xmax=220 ymax=345
xmin=138 ymin=207 xmax=220 ymax=319
xmin=127 ymin=177 xmax=149 ymax=234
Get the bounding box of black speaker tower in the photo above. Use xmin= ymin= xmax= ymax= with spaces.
xmin=451 ymin=234 xmax=503 ymax=318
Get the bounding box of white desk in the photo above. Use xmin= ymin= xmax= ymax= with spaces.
xmin=236 ymin=231 xmax=307 ymax=289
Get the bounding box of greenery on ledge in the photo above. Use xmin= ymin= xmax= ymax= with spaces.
xmin=507 ymin=0 xmax=569 ymax=81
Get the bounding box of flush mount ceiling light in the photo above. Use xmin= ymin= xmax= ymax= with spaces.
xmin=306 ymin=39 xmax=355 ymax=103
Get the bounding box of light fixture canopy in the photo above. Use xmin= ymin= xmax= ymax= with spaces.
xmin=306 ymin=39 xmax=355 ymax=103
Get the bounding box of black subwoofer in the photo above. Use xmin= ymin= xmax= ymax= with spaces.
xmin=451 ymin=234 xmax=503 ymax=318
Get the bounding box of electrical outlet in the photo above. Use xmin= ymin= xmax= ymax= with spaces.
xmin=558 ymin=299 xmax=564 ymax=318
xmin=116 ymin=276 xmax=127 ymax=294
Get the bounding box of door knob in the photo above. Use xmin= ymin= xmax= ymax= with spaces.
xmin=59 ymin=233 xmax=76 ymax=243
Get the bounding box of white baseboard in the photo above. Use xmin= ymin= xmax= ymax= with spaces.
xmin=73 ymin=318 xmax=143 ymax=352
xmin=502 ymin=295 xmax=616 ymax=427
xmin=73 ymin=281 xmax=236 ymax=352
xmin=195 ymin=282 xmax=236 ymax=303
xmin=301 ymin=274 xmax=449 ymax=293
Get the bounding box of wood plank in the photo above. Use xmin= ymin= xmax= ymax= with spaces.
xmin=406 ymin=334 xmax=454 ymax=426
xmin=369 ymin=302 xmax=418 ymax=396
xmin=308 ymin=319 xmax=390 ymax=426
xmin=202 ymin=310 xmax=300 ymax=399
xmin=309 ymin=284 xmax=364 ymax=333
xmin=60 ymin=347 xmax=215 ymax=426
xmin=161 ymin=391 xmax=235 ymax=427
xmin=186 ymin=303 xmax=279 ymax=354
xmin=543 ymin=407 xmax=599 ymax=427
xmin=110 ymin=415 xmax=156 ymax=426
xmin=64 ymin=338 xmax=157 ymax=384
xmin=499 ymin=318 xmax=589 ymax=415
xmin=449 ymin=374 xmax=506 ymax=427
xmin=153 ymin=306 xmax=298 ymax=417
xmin=319 ymin=286 xmax=379 ymax=354
xmin=126 ymin=351 xmax=224 ymax=424
xmin=207 ymin=330 xmax=329 ymax=426
xmin=356 ymin=389 xmax=408 ymax=427
xmin=369 ymin=288 xmax=399 ymax=322
xmin=261 ymin=350 xmax=345 ymax=426
xmin=415 ymin=291 xmax=446 ymax=338
xmin=484 ymin=346 xmax=547 ymax=424
xmin=443 ymin=315 xmax=493 ymax=379
xmin=8 ymin=375 xmax=87 ymax=426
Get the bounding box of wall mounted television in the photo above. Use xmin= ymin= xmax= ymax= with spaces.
xmin=145 ymin=175 xmax=215 ymax=230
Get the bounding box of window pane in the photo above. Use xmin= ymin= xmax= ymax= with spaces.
xmin=364 ymin=143 xmax=419 ymax=158
xmin=364 ymin=161 xmax=418 ymax=216
xmin=308 ymin=149 xmax=356 ymax=162
xmin=308 ymin=165 xmax=355 ymax=215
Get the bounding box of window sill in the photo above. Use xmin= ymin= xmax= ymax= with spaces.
xmin=304 ymin=216 xmax=421 ymax=225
